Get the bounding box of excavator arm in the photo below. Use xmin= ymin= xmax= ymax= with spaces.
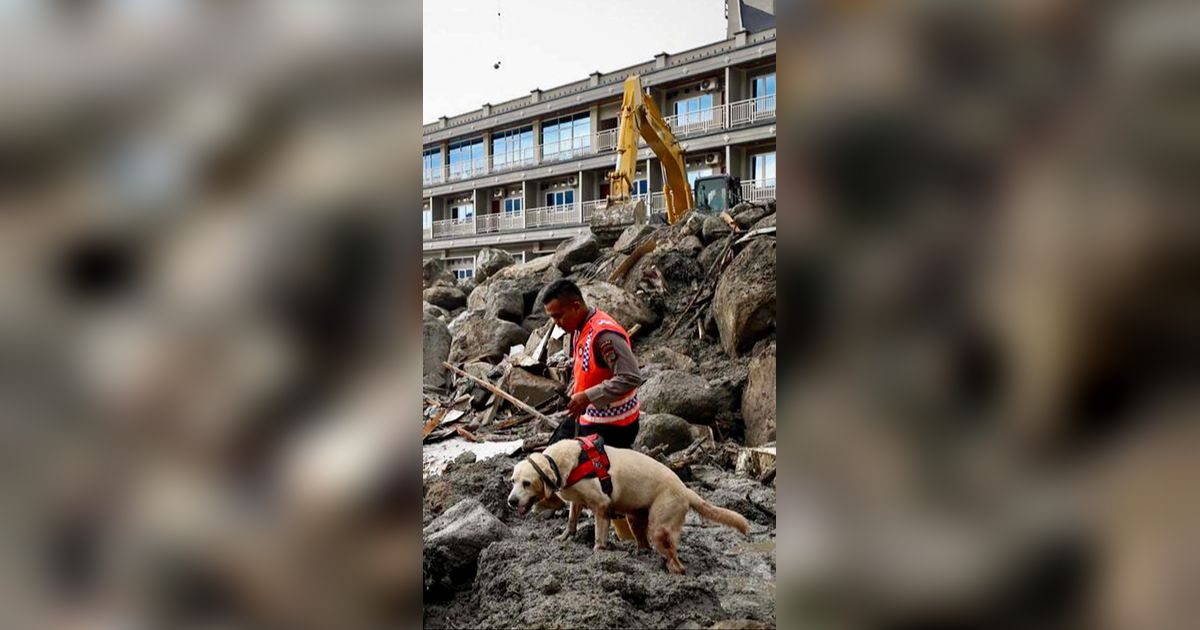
xmin=608 ymin=74 xmax=694 ymax=224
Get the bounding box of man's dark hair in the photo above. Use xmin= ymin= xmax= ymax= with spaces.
xmin=542 ymin=278 xmax=585 ymax=305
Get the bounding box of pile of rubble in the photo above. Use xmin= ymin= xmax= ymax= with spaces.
xmin=421 ymin=201 xmax=777 ymax=629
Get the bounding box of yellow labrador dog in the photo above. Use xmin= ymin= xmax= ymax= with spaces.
xmin=508 ymin=438 xmax=749 ymax=574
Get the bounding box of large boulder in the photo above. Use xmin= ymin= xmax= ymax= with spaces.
xmin=580 ymin=282 xmax=659 ymax=330
xmin=448 ymin=310 xmax=530 ymax=363
xmin=638 ymin=370 xmax=733 ymax=423
xmin=502 ymin=368 xmax=565 ymax=408
xmin=474 ymin=248 xmax=515 ymax=280
xmin=423 ymin=258 xmax=457 ymax=288
xmin=701 ymin=215 xmax=732 ymax=244
xmin=457 ymin=275 xmax=478 ymax=295
xmin=423 ymin=498 xmax=510 ymax=599
xmin=468 ymin=275 xmax=546 ymax=323
xmin=742 ymin=341 xmax=776 ymax=447
xmin=713 ymin=237 xmax=776 ymax=357
xmin=423 ymin=285 xmax=467 ymax=311
xmin=639 ymin=346 xmax=697 ymax=372
xmin=633 ymin=414 xmax=695 ymax=455
xmin=423 ymin=301 xmax=450 ymax=322
xmin=614 ymin=224 xmax=656 ymax=254
xmin=731 ymin=201 xmax=775 ymax=230
xmin=551 ymin=234 xmax=600 ymax=273
xmin=423 ymin=315 xmax=451 ymax=387
xmin=496 ymin=254 xmax=556 ymax=280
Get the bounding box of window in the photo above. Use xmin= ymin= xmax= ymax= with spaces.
xmin=632 ymin=179 xmax=648 ymax=196
xmin=448 ymin=138 xmax=485 ymax=178
xmin=751 ymin=151 xmax=776 ymax=186
xmin=545 ymin=190 xmax=575 ymax=207
xmin=752 ymin=73 xmax=776 ymax=114
xmin=451 ymin=202 xmax=474 ymax=220
xmin=687 ymin=167 xmax=713 ymax=188
xmin=674 ymin=93 xmax=714 ymax=127
xmin=422 ymin=209 xmax=432 ymax=229
xmin=455 ymin=268 xmax=474 ymax=280
xmin=541 ymin=112 xmax=591 ymax=161
xmin=492 ymin=126 xmax=534 ymax=170
xmin=422 ymin=148 xmax=443 ymax=181
xmin=503 ymin=198 xmax=523 ymax=214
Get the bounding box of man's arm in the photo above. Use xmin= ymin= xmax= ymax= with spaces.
xmin=584 ymin=331 xmax=645 ymax=406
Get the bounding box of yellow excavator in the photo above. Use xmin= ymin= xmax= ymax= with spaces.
xmin=589 ymin=74 xmax=743 ymax=241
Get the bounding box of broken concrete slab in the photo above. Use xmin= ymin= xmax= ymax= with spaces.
xmin=423 ymin=315 xmax=451 ymax=388
xmin=474 ymin=247 xmax=515 ymax=281
xmin=614 ymin=223 xmax=656 ymax=254
xmin=638 ymin=370 xmax=733 ymax=423
xmin=633 ymin=413 xmax=696 ymax=455
xmin=551 ymin=234 xmax=601 ymax=273
xmin=423 ymin=286 xmax=467 ymax=311
xmin=502 ymin=368 xmax=564 ymax=409
xmin=448 ymin=310 xmax=530 ymax=363
xmin=580 ymin=281 xmax=660 ymax=330
xmin=714 ymin=236 xmax=776 ymax=357
xmin=423 ymin=498 xmax=510 ymax=599
xmin=742 ymin=341 xmax=776 ymax=447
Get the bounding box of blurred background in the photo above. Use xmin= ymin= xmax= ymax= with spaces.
xmin=4 ymin=0 xmax=1200 ymax=628
xmin=0 ymin=1 xmax=424 ymax=629
xmin=776 ymin=1 xmax=1200 ymax=629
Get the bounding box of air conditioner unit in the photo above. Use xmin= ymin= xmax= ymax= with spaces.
xmin=492 ymin=190 xmax=504 ymax=198
xmin=705 ymin=154 xmax=720 ymax=165
xmin=568 ymin=176 xmax=578 ymax=186
xmin=701 ymin=79 xmax=718 ymax=92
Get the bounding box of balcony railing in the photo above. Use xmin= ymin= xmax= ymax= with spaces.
xmin=431 ymin=217 xmax=475 ymax=238
xmin=741 ymin=178 xmax=776 ymax=203
xmin=422 ymin=96 xmax=776 ymax=186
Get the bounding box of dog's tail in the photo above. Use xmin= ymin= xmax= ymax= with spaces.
xmin=686 ymin=489 xmax=749 ymax=535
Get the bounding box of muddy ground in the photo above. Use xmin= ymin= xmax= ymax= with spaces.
xmin=423 ymin=456 xmax=776 ymax=630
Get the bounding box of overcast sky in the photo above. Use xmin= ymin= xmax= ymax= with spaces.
xmin=423 ymin=0 xmax=728 ymax=124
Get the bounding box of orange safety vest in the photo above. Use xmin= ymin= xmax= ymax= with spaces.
xmin=572 ymin=309 xmax=640 ymax=426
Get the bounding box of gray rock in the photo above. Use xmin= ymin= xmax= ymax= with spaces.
xmin=698 ymin=239 xmax=730 ymax=274
xmin=423 ymin=285 xmax=467 ymax=310
xmin=731 ymin=201 xmax=775 ymax=230
xmin=457 ymin=275 xmax=478 ymax=294
xmin=742 ymin=342 xmax=776 ymax=447
xmin=551 ymin=234 xmax=600 ymax=273
xmin=639 ymin=346 xmax=697 ymax=372
xmin=454 ymin=451 xmax=477 ymax=466
xmin=702 ymin=215 xmax=732 ymax=244
xmin=423 ymin=301 xmax=450 ymax=322
xmin=580 ymin=281 xmax=660 ymax=330
xmin=423 ymin=258 xmax=457 ymax=288
xmin=448 ymin=310 xmax=530 ymax=363
xmin=502 ymin=368 xmax=565 ymax=408
xmin=423 ymin=498 xmax=510 ymax=599
xmin=681 ymin=211 xmax=705 ymax=236
xmin=638 ymin=370 xmax=733 ymax=423
xmin=423 ymin=315 xmax=451 ymax=388
xmin=474 ymin=247 xmax=515 ymax=280
xmin=713 ymin=237 xmax=776 ymax=357
xmin=634 ymin=414 xmax=696 ymax=455
xmin=679 ymin=235 xmax=704 ymax=254
xmin=495 ymin=254 xmax=555 ymax=280
xmin=753 ymin=213 xmax=776 ymax=229
xmin=614 ymin=224 xmax=656 ymax=254
xmin=484 ymin=282 xmax=525 ymax=322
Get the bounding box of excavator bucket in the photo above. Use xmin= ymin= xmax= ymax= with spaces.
xmin=589 ymin=197 xmax=646 ymax=244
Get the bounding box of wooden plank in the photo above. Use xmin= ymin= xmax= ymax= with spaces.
xmin=497 ymin=414 xmax=534 ymax=430
xmin=608 ymin=238 xmax=656 ymax=284
xmin=455 ymin=426 xmax=481 ymax=442
xmin=422 ymin=407 xmax=449 ymax=438
xmin=443 ymin=362 xmax=553 ymax=425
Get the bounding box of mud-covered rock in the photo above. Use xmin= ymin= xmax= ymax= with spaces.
xmin=753 ymin=214 xmax=776 ymax=229
xmin=690 ymin=465 xmax=776 ymax=526
xmin=743 ymin=342 xmax=776 ymax=447
xmin=424 ymin=301 xmax=450 ymax=321
xmin=503 ymin=368 xmax=565 ymax=408
xmin=702 ymin=215 xmax=733 ymax=244
xmin=424 ymin=286 xmax=467 ymax=311
xmin=423 ymin=498 xmax=510 ymax=599
xmin=469 ymin=275 xmax=545 ymax=323
xmin=552 ymin=234 xmax=601 ymax=273
xmin=474 ymin=247 xmax=515 ymax=280
xmin=448 ymin=310 xmax=530 ymax=363
xmin=713 ymin=237 xmax=776 ymax=357
xmin=581 ymin=281 xmax=660 ymax=330
xmin=496 ymin=254 xmax=556 ymax=280
xmin=614 ymin=224 xmax=656 ymax=254
xmin=679 ymin=235 xmax=704 ymax=254
xmin=457 ymin=275 xmax=478 ymax=295
xmin=638 ymin=370 xmax=733 ymax=423
xmin=731 ymin=201 xmax=775 ymax=230
xmin=633 ymin=414 xmax=695 ymax=455
xmin=639 ymin=346 xmax=697 ymax=372
xmin=423 ymin=315 xmax=451 ymax=387
xmin=424 ymin=258 xmax=457 ymax=288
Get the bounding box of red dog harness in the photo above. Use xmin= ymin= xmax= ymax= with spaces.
xmin=564 ymin=434 xmax=614 ymax=496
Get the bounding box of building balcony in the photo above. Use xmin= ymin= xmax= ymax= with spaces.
xmin=422 ymin=96 xmax=776 ymax=188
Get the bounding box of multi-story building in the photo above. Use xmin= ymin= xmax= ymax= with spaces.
xmin=423 ymin=0 xmax=776 ymax=280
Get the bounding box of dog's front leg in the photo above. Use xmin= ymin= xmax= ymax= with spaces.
xmin=593 ymin=504 xmax=611 ymax=551
xmin=557 ymin=501 xmax=581 ymax=542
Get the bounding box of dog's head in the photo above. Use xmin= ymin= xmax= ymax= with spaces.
xmin=507 ymin=457 xmax=552 ymax=517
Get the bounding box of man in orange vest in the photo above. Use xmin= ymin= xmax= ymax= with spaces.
xmin=542 ymin=279 xmax=644 ymax=447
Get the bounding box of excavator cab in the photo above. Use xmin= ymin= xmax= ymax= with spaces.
xmin=692 ymin=175 xmax=743 ymax=216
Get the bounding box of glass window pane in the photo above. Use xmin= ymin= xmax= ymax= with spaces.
xmin=565 ymin=190 xmax=574 ymax=204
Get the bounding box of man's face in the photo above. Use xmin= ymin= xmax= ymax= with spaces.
xmin=544 ymin=297 xmax=586 ymax=333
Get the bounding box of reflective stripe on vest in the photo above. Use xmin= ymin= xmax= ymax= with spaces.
xmin=572 ymin=309 xmax=640 ymax=427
